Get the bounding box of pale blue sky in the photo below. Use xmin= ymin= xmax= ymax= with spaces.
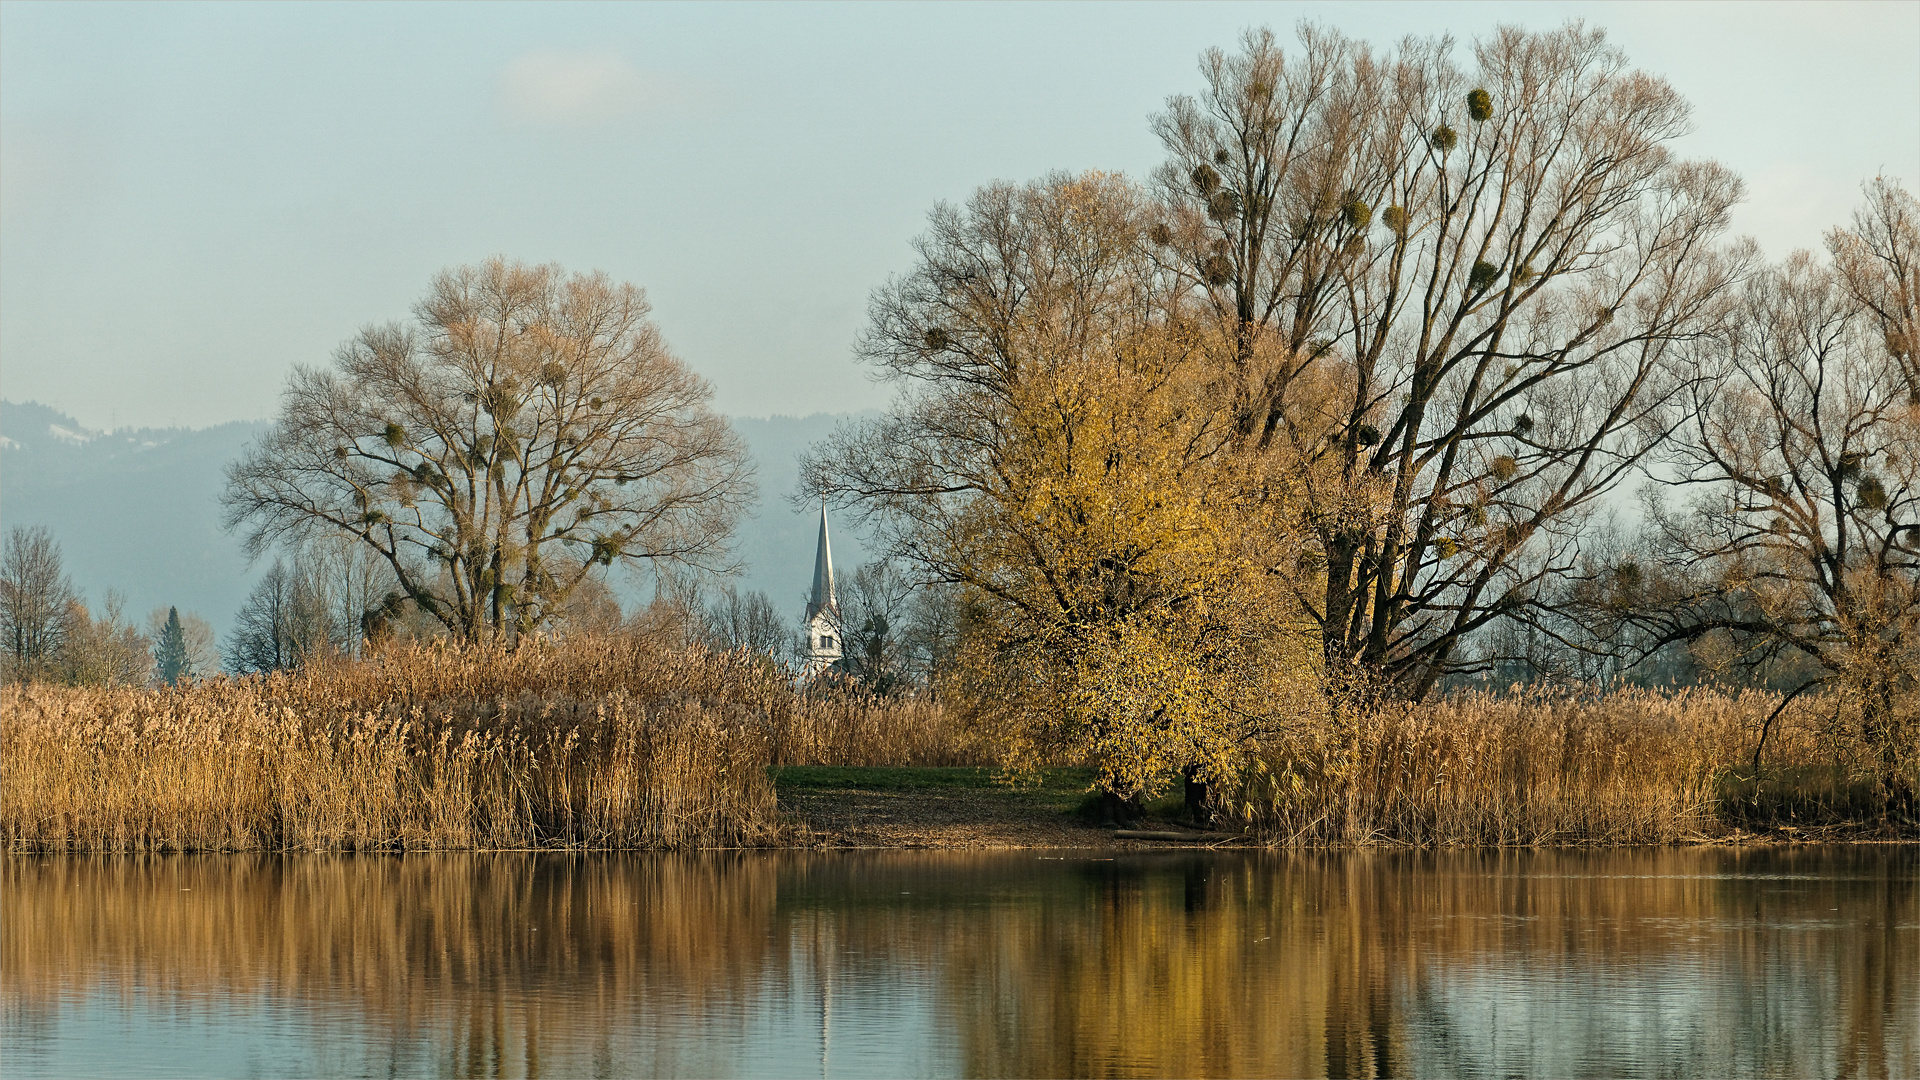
xmin=3 ymin=0 xmax=1916 ymax=431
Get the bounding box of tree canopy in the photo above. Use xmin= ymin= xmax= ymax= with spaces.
xmin=224 ymin=259 xmax=754 ymax=644
xmin=803 ymin=173 xmax=1318 ymax=798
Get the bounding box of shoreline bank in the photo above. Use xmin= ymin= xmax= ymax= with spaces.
xmin=9 ymin=661 xmax=1914 ymax=853
xmin=9 ymin=763 xmax=1915 ymax=854
xmin=769 ymin=766 xmax=1916 ymax=851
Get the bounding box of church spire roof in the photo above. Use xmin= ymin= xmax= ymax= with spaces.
xmin=807 ymin=505 xmax=837 ymax=620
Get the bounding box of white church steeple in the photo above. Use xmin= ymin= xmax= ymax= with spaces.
xmin=802 ymin=505 xmax=841 ymax=675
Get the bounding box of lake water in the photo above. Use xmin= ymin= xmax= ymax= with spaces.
xmin=3 ymin=847 xmax=1913 ymax=1078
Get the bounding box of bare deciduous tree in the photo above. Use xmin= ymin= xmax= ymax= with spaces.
xmin=1151 ymin=23 xmax=1751 ymax=697
xmin=901 ymin=579 xmax=964 ymax=688
xmin=701 ymin=584 xmax=789 ymax=659
xmin=1831 ymin=177 xmax=1920 ymax=398
xmin=224 ymin=258 xmax=754 ymax=645
xmin=224 ymin=559 xmax=335 ymax=674
xmin=1 ymin=526 xmax=75 ymax=679
xmin=553 ymin=571 xmax=625 ymax=639
xmin=298 ymin=534 xmax=400 ymax=655
xmin=1601 ymin=181 xmax=1920 ymax=814
xmin=837 ymin=560 xmax=917 ymax=692
xmin=58 ymin=592 xmax=150 ymax=687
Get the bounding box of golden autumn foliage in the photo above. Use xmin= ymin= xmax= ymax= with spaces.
xmin=807 ymin=173 xmax=1322 ymax=801
xmin=956 ymin=318 xmax=1322 ymax=799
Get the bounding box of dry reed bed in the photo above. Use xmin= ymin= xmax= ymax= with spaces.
xmin=766 ymin=689 xmax=988 ymax=767
xmin=2 ymin=640 xmax=988 ymax=853
xmin=6 ymin=641 xmax=1908 ymax=851
xmin=1240 ymin=687 xmax=1905 ymax=845
xmin=3 ymin=638 xmax=695 ymax=849
xmin=3 ymin=686 xmax=768 ymax=853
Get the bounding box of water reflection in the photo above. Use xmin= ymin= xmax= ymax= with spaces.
xmin=4 ymin=848 xmax=1913 ymax=1078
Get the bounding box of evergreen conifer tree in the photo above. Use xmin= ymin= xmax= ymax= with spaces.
xmin=153 ymin=606 xmax=190 ymax=685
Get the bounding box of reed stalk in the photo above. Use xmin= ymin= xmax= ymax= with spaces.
xmin=1234 ymin=686 xmax=1913 ymax=844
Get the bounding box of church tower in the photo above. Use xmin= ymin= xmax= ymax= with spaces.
xmin=802 ymin=506 xmax=841 ymax=676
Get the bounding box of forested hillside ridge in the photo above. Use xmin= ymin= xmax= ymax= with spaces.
xmin=3 ymin=21 xmax=1915 ymax=839
xmin=0 ymin=401 xmax=268 ymax=635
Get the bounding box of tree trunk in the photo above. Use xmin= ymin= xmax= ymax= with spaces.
xmin=1861 ymin=674 xmax=1916 ymax=823
xmin=1183 ymin=763 xmax=1213 ymax=828
xmin=1098 ymin=790 xmax=1143 ymax=827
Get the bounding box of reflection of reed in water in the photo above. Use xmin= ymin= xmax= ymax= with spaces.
xmin=3 ymin=853 xmax=790 ymax=1076
xmin=3 ymin=850 xmax=1914 ymax=1078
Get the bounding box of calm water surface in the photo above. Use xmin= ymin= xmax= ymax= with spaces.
xmin=2 ymin=847 xmax=1913 ymax=1078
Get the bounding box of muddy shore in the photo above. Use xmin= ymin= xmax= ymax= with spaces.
xmin=771 ymin=766 xmax=1915 ymax=850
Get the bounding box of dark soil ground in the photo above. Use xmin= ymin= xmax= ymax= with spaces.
xmin=771 ymin=766 xmax=1235 ymax=849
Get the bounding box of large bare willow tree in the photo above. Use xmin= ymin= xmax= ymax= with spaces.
xmin=1151 ymin=23 xmax=1751 ymax=697
xmin=225 ymin=259 xmax=753 ymax=644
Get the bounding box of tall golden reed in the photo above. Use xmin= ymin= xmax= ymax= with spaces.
xmin=6 ymin=635 xmax=1907 ymax=850
xmin=1236 ymin=686 xmax=1906 ymax=844
xmin=3 ymin=642 xmax=767 ymax=852
xmin=765 ymin=689 xmax=989 ymax=767
xmin=2 ymin=638 xmax=992 ymax=853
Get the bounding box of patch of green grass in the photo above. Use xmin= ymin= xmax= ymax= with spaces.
xmin=771 ymin=766 xmax=1099 ymax=813
xmin=772 ymin=766 xmax=995 ymax=791
xmin=1063 ymin=784 xmax=1202 ymax=825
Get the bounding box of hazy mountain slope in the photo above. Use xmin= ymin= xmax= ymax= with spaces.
xmin=0 ymin=401 xmax=877 ymax=641
xmin=0 ymin=401 xmax=270 ymax=637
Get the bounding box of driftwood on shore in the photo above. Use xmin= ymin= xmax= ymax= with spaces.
xmin=1112 ymin=829 xmax=1251 ymax=843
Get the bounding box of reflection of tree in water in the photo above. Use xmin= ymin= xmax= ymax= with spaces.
xmin=3 ymin=849 xmax=1913 ymax=1077
xmin=929 ymin=853 xmax=1375 ymax=1077
xmin=1365 ymin=848 xmax=1918 ymax=1080
xmin=1821 ymin=848 xmax=1913 ymax=1080
xmin=3 ymin=853 xmax=790 ymax=1077
xmin=885 ymin=850 xmax=1916 ymax=1078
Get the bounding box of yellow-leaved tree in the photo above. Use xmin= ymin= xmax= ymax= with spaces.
xmin=802 ymin=173 xmax=1320 ymax=816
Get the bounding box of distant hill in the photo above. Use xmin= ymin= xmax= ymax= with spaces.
xmin=0 ymin=401 xmax=270 ymax=638
xmin=0 ymin=401 xmax=876 ymax=642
